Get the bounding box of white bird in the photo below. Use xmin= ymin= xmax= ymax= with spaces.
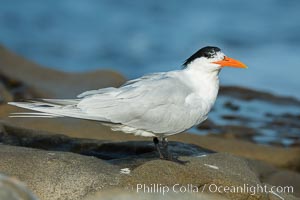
xmin=8 ymin=46 xmax=247 ymax=160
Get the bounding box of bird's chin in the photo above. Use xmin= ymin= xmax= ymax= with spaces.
xmin=214 ymin=68 xmax=222 ymax=75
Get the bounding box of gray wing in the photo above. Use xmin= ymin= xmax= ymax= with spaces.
xmin=77 ymin=72 xmax=199 ymax=134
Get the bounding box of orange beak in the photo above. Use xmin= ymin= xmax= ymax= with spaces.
xmin=213 ymin=56 xmax=247 ymax=68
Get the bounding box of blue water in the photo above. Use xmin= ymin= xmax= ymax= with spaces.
xmin=0 ymin=0 xmax=300 ymax=98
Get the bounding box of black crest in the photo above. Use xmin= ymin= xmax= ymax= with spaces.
xmin=183 ymin=46 xmax=221 ymax=67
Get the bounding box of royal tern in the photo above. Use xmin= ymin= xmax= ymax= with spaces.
xmin=8 ymin=46 xmax=247 ymax=160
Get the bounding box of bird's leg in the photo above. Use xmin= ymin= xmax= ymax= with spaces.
xmin=162 ymin=138 xmax=189 ymax=164
xmin=162 ymin=137 xmax=173 ymax=160
xmin=153 ymin=137 xmax=164 ymax=159
xmin=162 ymin=137 xmax=168 ymax=149
xmin=161 ymin=137 xmax=172 ymax=160
xmin=154 ymin=137 xmax=188 ymax=164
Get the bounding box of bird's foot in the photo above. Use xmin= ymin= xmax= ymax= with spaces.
xmin=153 ymin=137 xmax=189 ymax=165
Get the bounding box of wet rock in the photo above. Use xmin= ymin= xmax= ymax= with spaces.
xmin=281 ymin=113 xmax=300 ymax=119
xmin=0 ymin=44 xmax=126 ymax=98
xmin=223 ymin=101 xmax=239 ymax=111
xmin=257 ymin=111 xmax=300 ymax=147
xmin=197 ymin=119 xmax=218 ymax=130
xmin=269 ymin=119 xmax=299 ymax=128
xmin=0 ymin=144 xmax=120 ymax=200
xmin=0 ymin=174 xmax=38 ymax=200
xmin=265 ymin=112 xmax=274 ymax=118
xmin=219 ymin=86 xmax=300 ymax=106
xmin=220 ymin=115 xmax=250 ymax=123
xmin=221 ymin=115 xmax=238 ymax=120
xmin=267 ymin=115 xmax=300 ymax=129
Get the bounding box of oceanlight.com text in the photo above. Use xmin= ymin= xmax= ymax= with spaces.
xmin=136 ymin=183 xmax=293 ymax=197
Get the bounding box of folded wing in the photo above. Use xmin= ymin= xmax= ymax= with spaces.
xmin=9 ymin=72 xmax=200 ymax=134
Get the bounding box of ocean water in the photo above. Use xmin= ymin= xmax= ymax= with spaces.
xmin=0 ymin=0 xmax=300 ymax=99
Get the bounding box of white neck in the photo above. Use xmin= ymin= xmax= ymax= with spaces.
xmin=180 ymin=59 xmax=221 ymax=108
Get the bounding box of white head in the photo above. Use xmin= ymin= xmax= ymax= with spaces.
xmin=183 ymin=46 xmax=247 ymax=73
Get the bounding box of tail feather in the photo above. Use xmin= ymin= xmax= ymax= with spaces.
xmin=11 ymin=112 xmax=61 ymax=116
xmin=10 ymin=112 xmax=62 ymax=118
xmin=38 ymin=98 xmax=80 ymax=105
xmin=10 ymin=115 xmax=60 ymax=118
xmin=7 ymin=101 xmax=110 ymax=122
